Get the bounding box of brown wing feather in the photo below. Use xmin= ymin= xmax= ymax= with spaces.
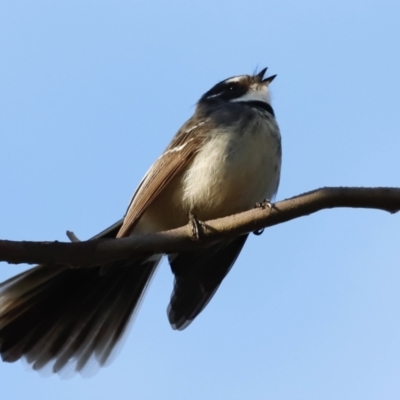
xmin=116 ymin=119 xmax=211 ymax=237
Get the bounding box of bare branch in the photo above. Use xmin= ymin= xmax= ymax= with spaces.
xmin=0 ymin=187 xmax=399 ymax=268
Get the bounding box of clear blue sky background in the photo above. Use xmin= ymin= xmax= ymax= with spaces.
xmin=1 ymin=1 xmax=400 ymax=399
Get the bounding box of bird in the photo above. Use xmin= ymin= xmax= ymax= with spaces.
xmin=0 ymin=68 xmax=281 ymax=376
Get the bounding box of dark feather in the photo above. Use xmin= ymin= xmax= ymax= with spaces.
xmin=167 ymin=234 xmax=248 ymax=330
xmin=0 ymin=221 xmax=159 ymax=376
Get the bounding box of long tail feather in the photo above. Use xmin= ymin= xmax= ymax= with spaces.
xmin=0 ymin=220 xmax=160 ymax=376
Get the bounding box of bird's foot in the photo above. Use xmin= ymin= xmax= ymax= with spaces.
xmin=253 ymin=199 xmax=273 ymax=236
xmin=255 ymin=199 xmax=273 ymax=210
xmin=188 ymin=212 xmax=206 ymax=241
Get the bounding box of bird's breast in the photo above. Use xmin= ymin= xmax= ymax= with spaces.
xmin=181 ymin=115 xmax=281 ymax=220
xmin=133 ymin=112 xmax=281 ymax=234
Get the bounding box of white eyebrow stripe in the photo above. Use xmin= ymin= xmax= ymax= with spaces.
xmin=206 ymin=93 xmax=221 ymax=99
xmin=225 ymin=76 xmax=246 ymax=83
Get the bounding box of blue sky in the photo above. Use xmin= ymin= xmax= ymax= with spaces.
xmin=1 ymin=1 xmax=400 ymax=399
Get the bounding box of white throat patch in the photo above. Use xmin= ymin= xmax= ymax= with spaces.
xmin=230 ymin=83 xmax=271 ymax=105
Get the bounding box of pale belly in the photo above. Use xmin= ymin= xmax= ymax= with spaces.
xmin=181 ymin=125 xmax=281 ymax=219
xmin=133 ymin=121 xmax=281 ymax=234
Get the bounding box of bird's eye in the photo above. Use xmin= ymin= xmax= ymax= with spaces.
xmin=202 ymin=81 xmax=246 ymax=101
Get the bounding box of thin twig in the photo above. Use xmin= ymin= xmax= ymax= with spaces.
xmin=66 ymin=231 xmax=81 ymax=242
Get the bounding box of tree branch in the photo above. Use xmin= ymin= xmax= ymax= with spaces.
xmin=0 ymin=187 xmax=399 ymax=268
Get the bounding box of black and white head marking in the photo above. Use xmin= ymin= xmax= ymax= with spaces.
xmin=199 ymin=68 xmax=276 ymax=113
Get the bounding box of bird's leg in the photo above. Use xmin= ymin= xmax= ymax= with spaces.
xmin=255 ymin=199 xmax=273 ymax=210
xmin=188 ymin=211 xmax=206 ymax=241
xmin=253 ymin=199 xmax=273 ymax=236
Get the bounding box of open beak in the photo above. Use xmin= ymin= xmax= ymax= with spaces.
xmin=256 ymin=68 xmax=276 ymax=84
xmin=262 ymin=74 xmax=277 ymax=84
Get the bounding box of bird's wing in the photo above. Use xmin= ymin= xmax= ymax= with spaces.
xmin=117 ymin=118 xmax=212 ymax=237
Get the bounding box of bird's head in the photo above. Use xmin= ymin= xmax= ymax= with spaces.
xmin=199 ymin=68 xmax=276 ymax=106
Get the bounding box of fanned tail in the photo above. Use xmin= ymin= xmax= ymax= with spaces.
xmin=0 ymin=221 xmax=160 ymax=376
